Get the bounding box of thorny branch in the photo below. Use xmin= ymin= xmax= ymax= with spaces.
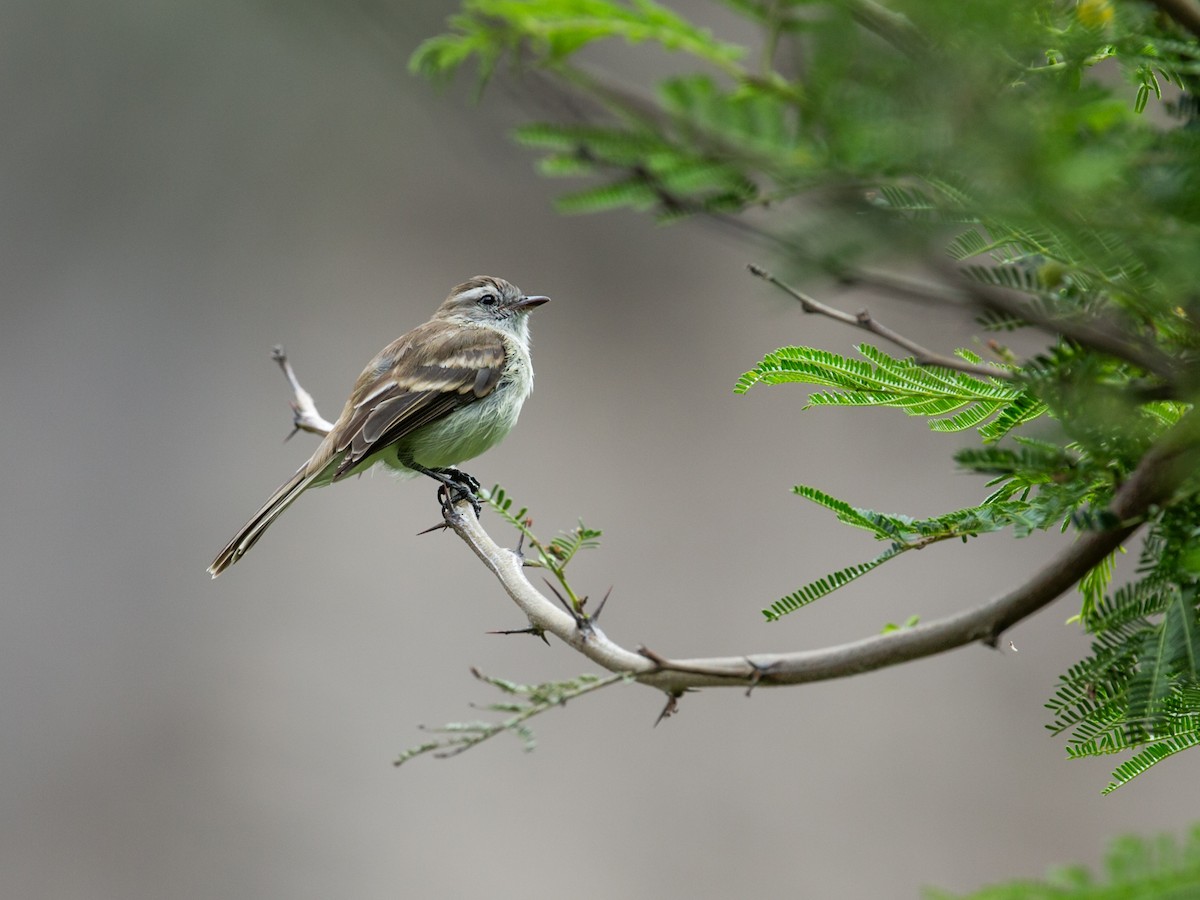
xmin=265 ymin=342 xmax=1196 ymax=697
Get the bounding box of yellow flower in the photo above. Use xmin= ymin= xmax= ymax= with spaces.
xmin=1076 ymin=0 xmax=1114 ymax=30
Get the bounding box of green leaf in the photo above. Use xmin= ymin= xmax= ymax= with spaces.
xmin=763 ymin=544 xmax=905 ymax=622
xmin=554 ymin=178 xmax=662 ymax=214
xmin=736 ymin=343 xmax=1041 ymax=441
xmin=931 ymin=823 xmax=1200 ymax=896
xmin=791 ymin=484 xmax=908 ymax=539
xmin=410 ymin=0 xmax=746 ymax=86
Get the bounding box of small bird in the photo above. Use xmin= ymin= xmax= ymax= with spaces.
xmin=208 ymin=275 xmax=549 ymax=577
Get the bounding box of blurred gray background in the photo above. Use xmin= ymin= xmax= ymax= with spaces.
xmin=2 ymin=2 xmax=1195 ymax=897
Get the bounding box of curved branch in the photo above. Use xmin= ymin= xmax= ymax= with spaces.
xmin=444 ymin=424 xmax=1191 ymax=693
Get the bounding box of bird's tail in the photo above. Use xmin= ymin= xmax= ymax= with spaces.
xmin=207 ymin=466 xmax=320 ymax=578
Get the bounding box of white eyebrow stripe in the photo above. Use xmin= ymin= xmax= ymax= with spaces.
xmin=454 ymin=286 xmax=493 ymax=303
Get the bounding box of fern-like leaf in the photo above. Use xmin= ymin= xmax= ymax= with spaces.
xmin=1102 ymin=731 xmax=1200 ymax=793
xmin=763 ymin=544 xmax=904 ymax=622
xmin=737 ymin=343 xmax=1042 ymax=441
xmin=791 ymin=484 xmax=908 ymax=540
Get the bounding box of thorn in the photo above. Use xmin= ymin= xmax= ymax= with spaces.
xmin=544 ymin=578 xmax=573 ymax=614
xmin=416 ymin=520 xmax=452 ymax=536
xmin=543 ymin=578 xmax=590 ymax=634
xmin=487 ymin=626 xmax=551 ymax=646
xmin=654 ymin=691 xmax=682 ymax=727
xmin=747 ymin=263 xmax=767 ymax=278
xmin=743 ymin=657 xmax=781 ymax=697
xmin=592 ymin=586 xmax=613 ymax=622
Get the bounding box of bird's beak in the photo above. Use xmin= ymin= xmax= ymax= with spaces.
xmin=513 ymin=295 xmax=550 ymax=311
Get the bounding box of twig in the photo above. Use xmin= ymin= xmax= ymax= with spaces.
xmin=272 ymin=345 xmax=335 ymax=436
xmin=394 ymin=670 xmax=628 ymax=765
xmin=748 ymin=264 xmax=1013 ymax=379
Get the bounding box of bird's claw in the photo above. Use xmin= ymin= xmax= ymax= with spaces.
xmin=437 ymin=481 xmax=482 ymax=519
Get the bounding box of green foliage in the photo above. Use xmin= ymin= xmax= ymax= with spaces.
xmin=881 ymin=614 xmax=920 ymax=634
xmin=763 ymin=542 xmax=903 ymax=622
xmin=766 ymin=463 xmax=1116 ymax=621
xmin=395 ymin=669 xmax=629 ymax=765
xmin=414 ymin=0 xmax=1200 ymax=788
xmin=411 ymin=0 xmax=744 ymax=84
xmin=736 ymin=343 xmax=1035 ymax=440
xmin=926 ymin=822 xmax=1200 ymax=899
xmin=1047 ymin=505 xmax=1200 ymax=791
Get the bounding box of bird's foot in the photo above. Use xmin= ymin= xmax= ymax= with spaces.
xmin=436 ymin=478 xmax=482 ymax=519
xmin=406 ymin=461 xmax=483 ymax=519
xmin=444 ymin=467 xmax=481 ymax=496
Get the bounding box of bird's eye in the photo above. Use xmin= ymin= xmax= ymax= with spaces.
xmin=479 ymin=293 xmax=498 ymax=306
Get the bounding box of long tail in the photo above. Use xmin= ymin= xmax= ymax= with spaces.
xmin=208 ymin=466 xmax=320 ymax=578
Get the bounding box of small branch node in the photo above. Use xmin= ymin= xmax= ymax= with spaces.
xmin=744 ymin=657 xmax=782 ymax=697
xmin=636 ymin=645 xmax=671 ymax=672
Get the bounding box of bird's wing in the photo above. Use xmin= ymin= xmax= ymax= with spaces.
xmin=329 ymin=322 xmax=507 ymax=478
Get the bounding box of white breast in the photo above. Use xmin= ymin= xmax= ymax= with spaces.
xmin=401 ymin=331 xmax=533 ymax=471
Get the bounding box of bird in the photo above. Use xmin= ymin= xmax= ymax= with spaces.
xmin=207 ymin=275 xmax=549 ymax=577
